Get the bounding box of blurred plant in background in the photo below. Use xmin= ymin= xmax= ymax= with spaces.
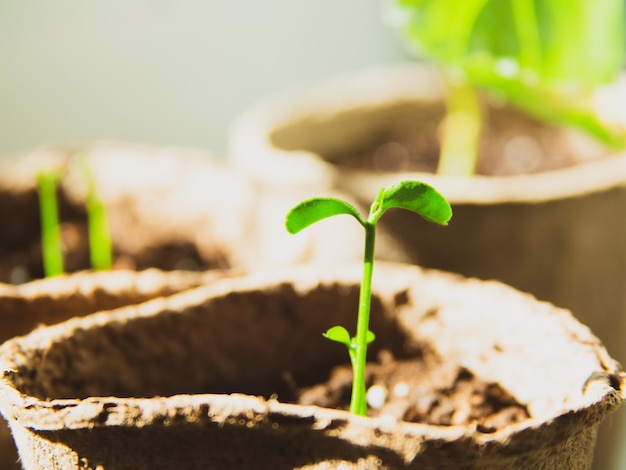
xmin=388 ymin=0 xmax=626 ymax=174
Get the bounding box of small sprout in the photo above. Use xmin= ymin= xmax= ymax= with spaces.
xmin=73 ymin=154 xmax=112 ymax=271
xmin=37 ymin=170 xmax=64 ymax=277
xmin=389 ymin=0 xmax=626 ymax=174
xmin=286 ymin=180 xmax=452 ymax=416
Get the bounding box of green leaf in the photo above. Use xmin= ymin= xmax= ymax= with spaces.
xmin=372 ymin=180 xmax=452 ymax=225
xmin=323 ymin=326 xmax=352 ymax=346
xmin=389 ymin=0 xmax=625 ymax=144
xmin=285 ymin=197 xmax=365 ymax=234
xmin=323 ymin=327 xmax=375 ymax=347
xmin=391 ymin=0 xmax=624 ymax=86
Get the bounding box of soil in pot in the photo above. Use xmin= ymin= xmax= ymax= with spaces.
xmin=0 ymin=143 xmax=249 ymax=285
xmin=1 ymin=275 xmax=538 ymax=435
xmin=270 ymin=97 xmax=609 ymax=177
xmin=297 ymin=347 xmax=530 ymax=433
xmin=244 ymin=278 xmax=530 ymax=431
xmin=0 ymin=184 xmax=226 ymax=285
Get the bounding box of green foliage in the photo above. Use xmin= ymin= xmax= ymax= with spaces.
xmin=285 ymin=180 xmax=452 ymax=416
xmin=393 ymin=0 xmax=624 ymax=89
xmin=286 ymin=198 xmax=365 ymax=233
xmin=389 ymin=0 xmax=626 ymax=168
xmin=373 ymin=180 xmax=452 ymax=224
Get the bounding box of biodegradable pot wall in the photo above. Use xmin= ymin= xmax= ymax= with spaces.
xmin=229 ymin=64 xmax=626 ymax=469
xmin=0 ymin=263 xmax=623 ymax=469
xmin=0 ymin=141 xmax=403 ymax=284
xmin=0 ymin=268 xmax=228 ymax=470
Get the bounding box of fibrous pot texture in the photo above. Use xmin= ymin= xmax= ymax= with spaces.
xmin=0 ymin=268 xmax=227 ymax=344
xmin=0 ymin=263 xmax=623 ymax=469
xmin=0 ymin=268 xmax=229 ymax=470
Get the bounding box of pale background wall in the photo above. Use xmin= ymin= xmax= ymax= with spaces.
xmin=0 ymin=0 xmax=407 ymax=159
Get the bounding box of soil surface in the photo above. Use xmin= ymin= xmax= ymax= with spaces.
xmin=333 ymin=102 xmax=608 ymax=176
xmin=0 ymin=221 xmax=222 ymax=285
xmin=296 ymin=348 xmax=530 ymax=432
xmin=0 ymin=189 xmax=227 ymax=285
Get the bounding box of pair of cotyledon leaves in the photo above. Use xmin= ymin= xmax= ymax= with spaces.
xmin=285 ymin=180 xmax=452 ymax=234
xmin=285 ymin=180 xmax=452 ymax=349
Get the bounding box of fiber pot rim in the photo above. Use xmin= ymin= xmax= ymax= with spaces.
xmin=0 ymin=268 xmax=214 ymax=299
xmin=229 ymin=62 xmax=626 ymax=203
xmin=0 ymin=263 xmax=623 ymax=450
xmin=0 ymin=389 xmax=619 ymax=451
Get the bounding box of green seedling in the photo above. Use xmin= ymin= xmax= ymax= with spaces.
xmin=37 ymin=170 xmax=65 ymax=277
xmin=285 ymin=180 xmax=452 ymax=416
xmin=389 ymin=0 xmax=625 ymax=175
xmin=37 ymin=156 xmax=112 ymax=279
xmin=74 ymin=155 xmax=112 ymax=271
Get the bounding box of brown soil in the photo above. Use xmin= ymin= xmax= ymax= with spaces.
xmin=332 ymin=101 xmax=608 ymax=176
xmin=296 ymin=348 xmax=530 ymax=432
xmin=0 ymin=187 xmax=227 ymax=285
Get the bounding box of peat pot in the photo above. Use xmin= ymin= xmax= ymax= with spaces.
xmin=229 ymin=64 xmax=626 ymax=469
xmin=0 ymin=268 xmax=226 ymax=470
xmin=0 ymin=141 xmax=401 ymax=282
xmin=0 ymin=142 xmax=255 ymax=283
xmin=0 ymin=263 xmax=623 ymax=469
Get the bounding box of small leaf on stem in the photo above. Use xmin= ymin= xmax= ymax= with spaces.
xmin=372 ymin=180 xmax=452 ymax=225
xmin=285 ymin=197 xmax=365 ymax=234
xmin=323 ymin=326 xmax=352 ymax=346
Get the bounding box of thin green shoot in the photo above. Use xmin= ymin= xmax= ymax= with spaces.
xmin=86 ymin=182 xmax=112 ymax=271
xmin=37 ymin=171 xmax=64 ymax=277
xmin=438 ymin=73 xmax=482 ymax=175
xmin=285 ymin=180 xmax=452 ymax=416
xmin=81 ymin=159 xmax=113 ymax=270
xmin=74 ymin=155 xmax=112 ymax=271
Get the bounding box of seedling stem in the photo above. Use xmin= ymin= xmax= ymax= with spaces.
xmin=286 ymin=181 xmax=452 ymax=416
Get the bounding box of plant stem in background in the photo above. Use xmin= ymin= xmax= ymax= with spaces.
xmin=511 ymin=0 xmax=541 ymax=73
xmin=437 ymin=73 xmax=482 ymax=175
xmin=75 ymin=155 xmax=112 ymax=271
xmin=86 ymin=183 xmax=112 ymax=271
xmin=37 ymin=171 xmax=64 ymax=277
